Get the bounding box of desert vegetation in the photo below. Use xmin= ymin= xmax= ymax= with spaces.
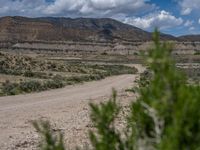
xmin=0 ymin=52 xmax=137 ymax=96
xmin=34 ymin=30 xmax=200 ymax=150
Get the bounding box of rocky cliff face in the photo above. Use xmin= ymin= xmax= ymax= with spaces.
xmin=5 ymin=41 xmax=199 ymax=57
xmin=0 ymin=16 xmax=178 ymax=42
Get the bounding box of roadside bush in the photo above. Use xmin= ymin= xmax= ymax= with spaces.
xmin=19 ymin=80 xmax=43 ymax=92
xmin=33 ymin=121 xmax=65 ymax=150
xmin=102 ymin=65 xmax=138 ymax=75
xmin=138 ymin=69 xmax=152 ymax=87
xmin=44 ymin=80 xmax=65 ymax=89
xmin=2 ymin=80 xmax=21 ymax=95
xmin=1 ymin=79 xmax=66 ymax=96
xmin=66 ymin=74 xmax=106 ymax=84
xmin=1 ymin=80 xmax=43 ymax=95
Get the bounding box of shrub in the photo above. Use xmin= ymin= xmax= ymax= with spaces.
xmin=44 ymin=80 xmax=65 ymax=89
xmin=2 ymin=80 xmax=21 ymax=95
xmin=194 ymin=51 xmax=200 ymax=55
xmin=19 ymin=81 xmax=43 ymax=92
xmin=0 ymin=68 xmax=23 ymax=76
xmin=33 ymin=121 xmax=65 ymax=150
xmin=24 ymin=70 xmax=35 ymax=77
xmin=0 ymin=79 xmax=66 ymax=96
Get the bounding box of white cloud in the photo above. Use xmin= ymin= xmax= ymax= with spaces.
xmin=189 ymin=26 xmax=195 ymax=31
xmin=43 ymin=0 xmax=155 ymax=17
xmin=123 ymin=10 xmax=183 ymax=30
xmin=184 ymin=20 xmax=193 ymax=27
xmin=0 ymin=0 xmax=155 ymax=18
xmin=0 ymin=0 xmax=189 ymax=34
xmin=198 ymin=19 xmax=200 ymax=24
xmin=0 ymin=0 xmax=47 ymax=16
xmin=180 ymin=0 xmax=200 ymax=15
xmin=181 ymin=8 xmax=192 ymax=15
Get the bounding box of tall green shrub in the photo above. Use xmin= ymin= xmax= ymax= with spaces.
xmin=129 ymin=30 xmax=200 ymax=149
xmin=33 ymin=121 xmax=65 ymax=150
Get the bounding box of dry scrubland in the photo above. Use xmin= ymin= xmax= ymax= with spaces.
xmin=0 ymin=50 xmax=141 ymax=149
xmin=0 ymin=38 xmax=199 ymax=149
xmin=0 ymin=52 xmax=138 ymax=96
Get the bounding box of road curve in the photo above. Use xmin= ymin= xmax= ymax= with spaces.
xmin=0 ymin=74 xmax=138 ymax=149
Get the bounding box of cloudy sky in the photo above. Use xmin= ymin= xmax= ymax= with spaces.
xmin=0 ymin=0 xmax=199 ymax=36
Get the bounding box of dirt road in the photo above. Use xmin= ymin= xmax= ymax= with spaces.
xmin=0 ymin=71 xmax=141 ymax=149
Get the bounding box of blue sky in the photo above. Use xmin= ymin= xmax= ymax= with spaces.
xmin=0 ymin=0 xmax=199 ymax=36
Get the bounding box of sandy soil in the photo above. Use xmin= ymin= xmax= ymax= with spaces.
xmin=0 ymin=65 xmax=143 ymax=150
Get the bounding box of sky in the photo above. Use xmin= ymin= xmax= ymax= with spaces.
xmin=0 ymin=0 xmax=199 ymax=36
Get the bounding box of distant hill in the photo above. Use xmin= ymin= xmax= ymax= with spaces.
xmin=0 ymin=16 xmax=177 ymax=42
